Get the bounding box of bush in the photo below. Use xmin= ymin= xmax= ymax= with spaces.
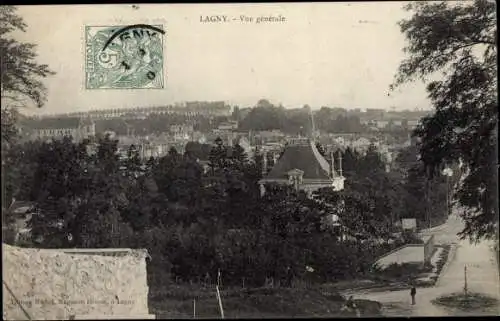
xmin=432 ymin=292 xmax=498 ymax=310
xmin=382 ymin=262 xmax=422 ymax=277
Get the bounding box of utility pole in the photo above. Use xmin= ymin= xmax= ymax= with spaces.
xmin=464 ymin=265 xmax=468 ymax=296
xmin=310 ymin=107 xmax=316 ymax=141
xmin=446 ymin=175 xmax=450 ymax=216
xmin=442 ymin=166 xmax=453 ymax=217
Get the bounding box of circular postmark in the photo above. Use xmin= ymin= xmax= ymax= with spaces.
xmin=86 ymin=24 xmax=165 ymax=89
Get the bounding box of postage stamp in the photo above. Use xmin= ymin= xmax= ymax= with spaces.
xmin=85 ymin=24 xmax=165 ymax=90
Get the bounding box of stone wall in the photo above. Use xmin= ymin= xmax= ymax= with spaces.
xmin=2 ymin=244 xmax=151 ymax=320
xmin=423 ymin=235 xmax=435 ymax=264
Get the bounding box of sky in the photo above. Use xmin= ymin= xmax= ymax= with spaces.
xmin=11 ymin=3 xmax=432 ymax=116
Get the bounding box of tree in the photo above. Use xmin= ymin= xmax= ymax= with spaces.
xmin=208 ymin=137 xmax=229 ymax=171
xmin=231 ymin=143 xmax=248 ymax=166
xmin=392 ymin=0 xmax=498 ymax=241
xmin=123 ymin=144 xmax=142 ymax=179
xmin=184 ymin=141 xmax=212 ymax=161
xmin=29 ymin=136 xmax=133 ymax=248
xmin=315 ymin=142 xmax=327 ymax=157
xmin=1 ymin=6 xmax=55 ymax=219
xmin=361 ymin=144 xmax=386 ymax=174
xmin=1 ymin=6 xmax=55 ymax=109
xmin=3 ymin=140 xmax=42 ymax=204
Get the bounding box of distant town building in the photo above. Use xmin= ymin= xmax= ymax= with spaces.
xmin=33 ymin=102 xmax=230 ymax=120
xmin=192 ymin=131 xmax=207 ymax=144
xmin=51 ymin=101 xmax=232 ymax=120
xmin=103 ymin=130 xmax=116 ymax=138
xmin=255 ymin=130 xmax=286 ymax=145
xmin=233 ymin=136 xmax=254 ymax=159
xmin=170 ymin=124 xmax=194 ymax=140
xmin=32 ymin=117 xmax=95 ymax=142
xmin=259 ymin=138 xmax=345 ymax=196
xmin=217 ymin=120 xmax=238 ymax=131
xmin=407 ymin=120 xmax=420 ymax=130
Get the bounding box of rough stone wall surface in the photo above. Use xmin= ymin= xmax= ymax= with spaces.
xmin=2 ymin=244 xmax=150 ymax=320
xmin=423 ymin=235 xmax=435 ymax=264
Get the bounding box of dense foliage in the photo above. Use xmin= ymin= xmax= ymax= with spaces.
xmin=394 ymin=0 xmax=498 ymax=241
xmin=4 ymin=135 xmax=451 ymax=288
xmin=1 ymin=6 xmax=55 ymax=213
xmin=238 ymin=100 xmax=368 ymax=134
xmin=0 ymin=6 xmax=55 ymax=109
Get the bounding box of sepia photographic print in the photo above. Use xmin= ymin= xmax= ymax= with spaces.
xmin=1 ymin=2 xmax=498 ymax=319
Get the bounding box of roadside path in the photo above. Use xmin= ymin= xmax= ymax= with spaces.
xmin=346 ymin=212 xmax=500 ymax=316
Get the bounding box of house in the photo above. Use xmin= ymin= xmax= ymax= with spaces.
xmin=350 ymin=137 xmax=372 ymax=153
xmin=217 ymin=121 xmax=238 ymax=131
xmin=32 ymin=117 xmax=95 ymax=142
xmin=258 ymin=138 xmax=345 ymax=196
xmin=255 ymin=130 xmax=286 ymax=144
xmin=192 ymin=131 xmax=207 ymax=144
xmin=170 ymin=124 xmax=194 ymax=140
xmin=407 ymin=120 xmax=420 ymax=130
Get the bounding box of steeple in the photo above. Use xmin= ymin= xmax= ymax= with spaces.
xmin=310 ymin=107 xmax=316 ymax=141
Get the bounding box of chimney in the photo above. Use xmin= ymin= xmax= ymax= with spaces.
xmin=310 ymin=107 xmax=316 ymax=141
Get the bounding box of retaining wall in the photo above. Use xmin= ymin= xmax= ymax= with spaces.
xmin=423 ymin=235 xmax=435 ymax=264
xmin=2 ymin=244 xmax=151 ymax=320
xmin=374 ymin=244 xmax=425 ymax=269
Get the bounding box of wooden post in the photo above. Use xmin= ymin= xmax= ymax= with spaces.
xmin=464 ymin=265 xmax=468 ymax=296
xmin=425 ymin=178 xmax=430 ymax=228
xmin=217 ymin=269 xmax=222 ymax=288
xmin=216 ymin=285 xmax=225 ymax=319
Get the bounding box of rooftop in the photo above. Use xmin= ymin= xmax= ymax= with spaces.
xmin=265 ymin=139 xmax=334 ymax=181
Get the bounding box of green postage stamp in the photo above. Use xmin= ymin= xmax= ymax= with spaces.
xmin=85 ymin=25 xmax=165 ymax=89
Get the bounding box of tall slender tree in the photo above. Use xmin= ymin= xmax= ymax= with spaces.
xmin=1 ymin=6 xmax=55 ymax=142
xmin=392 ymin=0 xmax=498 ymax=241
